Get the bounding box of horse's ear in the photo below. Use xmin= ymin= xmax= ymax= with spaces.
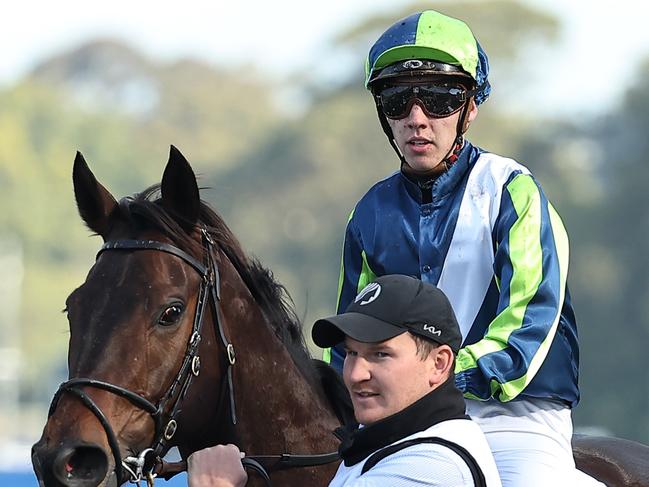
xmin=73 ymin=151 xmax=119 ymax=240
xmin=161 ymin=145 xmax=200 ymax=232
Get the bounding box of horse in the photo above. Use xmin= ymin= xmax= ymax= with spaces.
xmin=573 ymin=435 xmax=649 ymax=486
xmin=32 ymin=146 xmax=649 ymax=487
xmin=31 ymin=146 xmax=352 ymax=487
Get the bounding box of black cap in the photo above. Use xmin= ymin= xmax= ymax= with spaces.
xmin=312 ymin=275 xmax=462 ymax=353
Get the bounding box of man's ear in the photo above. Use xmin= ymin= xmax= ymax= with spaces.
xmin=428 ymin=345 xmax=455 ymax=387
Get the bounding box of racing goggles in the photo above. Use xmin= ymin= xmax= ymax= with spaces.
xmin=378 ymin=83 xmax=475 ymax=119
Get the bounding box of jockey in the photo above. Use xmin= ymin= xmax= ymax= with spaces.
xmin=326 ymin=9 xmax=604 ymax=487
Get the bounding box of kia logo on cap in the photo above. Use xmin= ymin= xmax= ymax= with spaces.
xmin=355 ymin=282 xmax=381 ymax=305
xmin=423 ymin=323 xmax=442 ymax=336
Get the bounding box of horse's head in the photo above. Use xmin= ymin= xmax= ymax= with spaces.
xmin=33 ymin=146 xmax=347 ymax=487
xmin=32 ymin=147 xmax=239 ymax=486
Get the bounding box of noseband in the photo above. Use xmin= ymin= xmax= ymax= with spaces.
xmin=48 ymin=229 xmax=237 ymax=485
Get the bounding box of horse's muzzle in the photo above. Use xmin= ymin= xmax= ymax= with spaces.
xmin=32 ymin=440 xmax=110 ymax=487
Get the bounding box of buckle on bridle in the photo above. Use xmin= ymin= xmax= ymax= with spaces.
xmin=191 ymin=356 xmax=201 ymax=376
xmin=189 ymin=331 xmax=201 ymax=347
xmin=227 ymin=344 xmax=236 ymax=365
xmin=201 ymin=227 xmax=215 ymax=245
xmin=164 ymin=420 xmax=178 ymax=441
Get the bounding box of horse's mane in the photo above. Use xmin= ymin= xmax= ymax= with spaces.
xmin=115 ymin=185 xmax=331 ymax=401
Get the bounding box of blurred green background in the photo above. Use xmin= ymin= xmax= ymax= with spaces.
xmin=1 ymin=0 xmax=648 ymax=472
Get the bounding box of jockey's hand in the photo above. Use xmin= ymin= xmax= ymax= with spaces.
xmin=188 ymin=444 xmax=248 ymax=487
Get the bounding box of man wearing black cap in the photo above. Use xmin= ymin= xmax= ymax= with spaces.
xmin=313 ymin=274 xmax=500 ymax=486
xmin=187 ymin=275 xmax=500 ymax=486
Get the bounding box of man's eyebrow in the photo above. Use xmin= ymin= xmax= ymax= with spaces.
xmin=366 ymin=343 xmax=395 ymax=353
xmin=343 ymin=340 xmax=396 ymax=353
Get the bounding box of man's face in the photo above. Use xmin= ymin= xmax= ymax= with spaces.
xmin=343 ymin=333 xmax=437 ymax=425
xmin=381 ymin=82 xmax=478 ymax=175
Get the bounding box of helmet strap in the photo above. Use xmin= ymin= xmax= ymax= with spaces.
xmin=445 ymin=100 xmax=472 ymax=165
xmin=419 ymin=99 xmax=470 ymax=174
xmin=374 ymin=95 xmax=409 ymax=167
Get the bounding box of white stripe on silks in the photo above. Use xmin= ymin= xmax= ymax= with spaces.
xmin=436 ymin=153 xmax=531 ymax=341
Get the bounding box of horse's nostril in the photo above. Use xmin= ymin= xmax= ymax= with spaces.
xmin=53 ymin=445 xmax=108 ymax=486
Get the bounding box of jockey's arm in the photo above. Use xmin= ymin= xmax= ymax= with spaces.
xmin=455 ymin=173 xmax=570 ymax=402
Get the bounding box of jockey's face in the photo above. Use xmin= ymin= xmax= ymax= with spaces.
xmin=386 ymin=94 xmax=477 ymax=175
xmin=343 ymin=333 xmax=443 ymax=425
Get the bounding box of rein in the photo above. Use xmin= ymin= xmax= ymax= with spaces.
xmin=154 ymin=452 xmax=341 ymax=485
xmin=47 ymin=229 xmax=339 ymax=486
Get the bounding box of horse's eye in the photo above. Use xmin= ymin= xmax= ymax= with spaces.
xmin=158 ymin=304 xmax=184 ymax=326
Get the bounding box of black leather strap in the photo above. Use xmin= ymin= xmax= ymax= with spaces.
xmin=99 ymin=240 xmax=207 ymax=275
xmin=361 ymin=436 xmax=486 ymax=487
xmin=247 ymin=452 xmax=340 ymax=472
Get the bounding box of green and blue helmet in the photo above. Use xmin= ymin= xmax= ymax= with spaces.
xmin=365 ymin=10 xmax=491 ymax=105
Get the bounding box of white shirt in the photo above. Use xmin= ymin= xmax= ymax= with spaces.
xmin=328 ymin=418 xmax=502 ymax=487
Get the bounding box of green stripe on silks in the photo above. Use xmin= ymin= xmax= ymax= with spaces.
xmin=326 ymin=209 xmax=363 ymax=364
xmin=357 ymin=250 xmax=377 ymax=293
xmin=501 ymin=202 xmax=569 ymax=400
xmin=463 ymin=391 xmax=484 ymax=402
xmin=335 ymin=209 xmax=356 ymax=313
xmin=326 ymin=209 xmax=353 ymax=364
xmin=456 ymin=175 xmax=546 ymax=401
xmin=322 ymin=347 xmax=332 ymax=364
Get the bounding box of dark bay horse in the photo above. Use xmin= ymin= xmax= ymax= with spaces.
xmin=32 ymin=146 xmax=649 ymax=486
xmin=32 ymin=146 xmax=351 ymax=486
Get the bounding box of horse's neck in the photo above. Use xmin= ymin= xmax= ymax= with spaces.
xmin=232 ymin=325 xmax=341 ymax=456
xmin=175 ymin=258 xmax=343 ymax=485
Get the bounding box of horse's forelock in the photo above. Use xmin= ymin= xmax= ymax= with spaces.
xmin=117 ymin=185 xmax=201 ymax=253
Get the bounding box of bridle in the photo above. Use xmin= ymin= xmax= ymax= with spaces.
xmin=48 ymin=229 xmax=233 ymax=485
xmin=47 ymin=229 xmax=338 ymax=486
